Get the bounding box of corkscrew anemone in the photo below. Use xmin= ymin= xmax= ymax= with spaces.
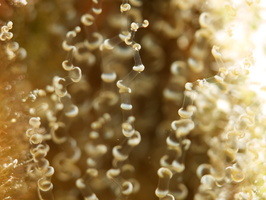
xmin=1 ymin=0 xmax=266 ymax=199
